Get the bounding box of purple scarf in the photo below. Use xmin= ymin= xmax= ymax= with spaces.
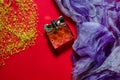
xmin=55 ymin=0 xmax=120 ymax=80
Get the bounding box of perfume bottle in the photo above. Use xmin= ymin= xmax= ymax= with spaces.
xmin=44 ymin=16 xmax=74 ymax=51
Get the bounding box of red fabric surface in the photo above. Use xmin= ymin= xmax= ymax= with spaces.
xmin=0 ymin=0 xmax=76 ymax=80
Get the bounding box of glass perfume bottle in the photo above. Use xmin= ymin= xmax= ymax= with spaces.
xmin=44 ymin=16 xmax=74 ymax=51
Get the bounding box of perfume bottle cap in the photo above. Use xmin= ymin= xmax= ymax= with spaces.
xmin=44 ymin=24 xmax=53 ymax=32
xmin=57 ymin=16 xmax=64 ymax=24
xmin=51 ymin=20 xmax=58 ymax=28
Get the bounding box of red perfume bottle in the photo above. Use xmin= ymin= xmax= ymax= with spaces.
xmin=44 ymin=16 xmax=74 ymax=51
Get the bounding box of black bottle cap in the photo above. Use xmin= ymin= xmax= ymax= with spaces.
xmin=51 ymin=20 xmax=58 ymax=28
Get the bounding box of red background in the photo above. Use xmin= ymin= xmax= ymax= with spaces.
xmin=0 ymin=0 xmax=76 ymax=80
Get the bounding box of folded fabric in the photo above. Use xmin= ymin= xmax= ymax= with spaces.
xmin=55 ymin=0 xmax=120 ymax=80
